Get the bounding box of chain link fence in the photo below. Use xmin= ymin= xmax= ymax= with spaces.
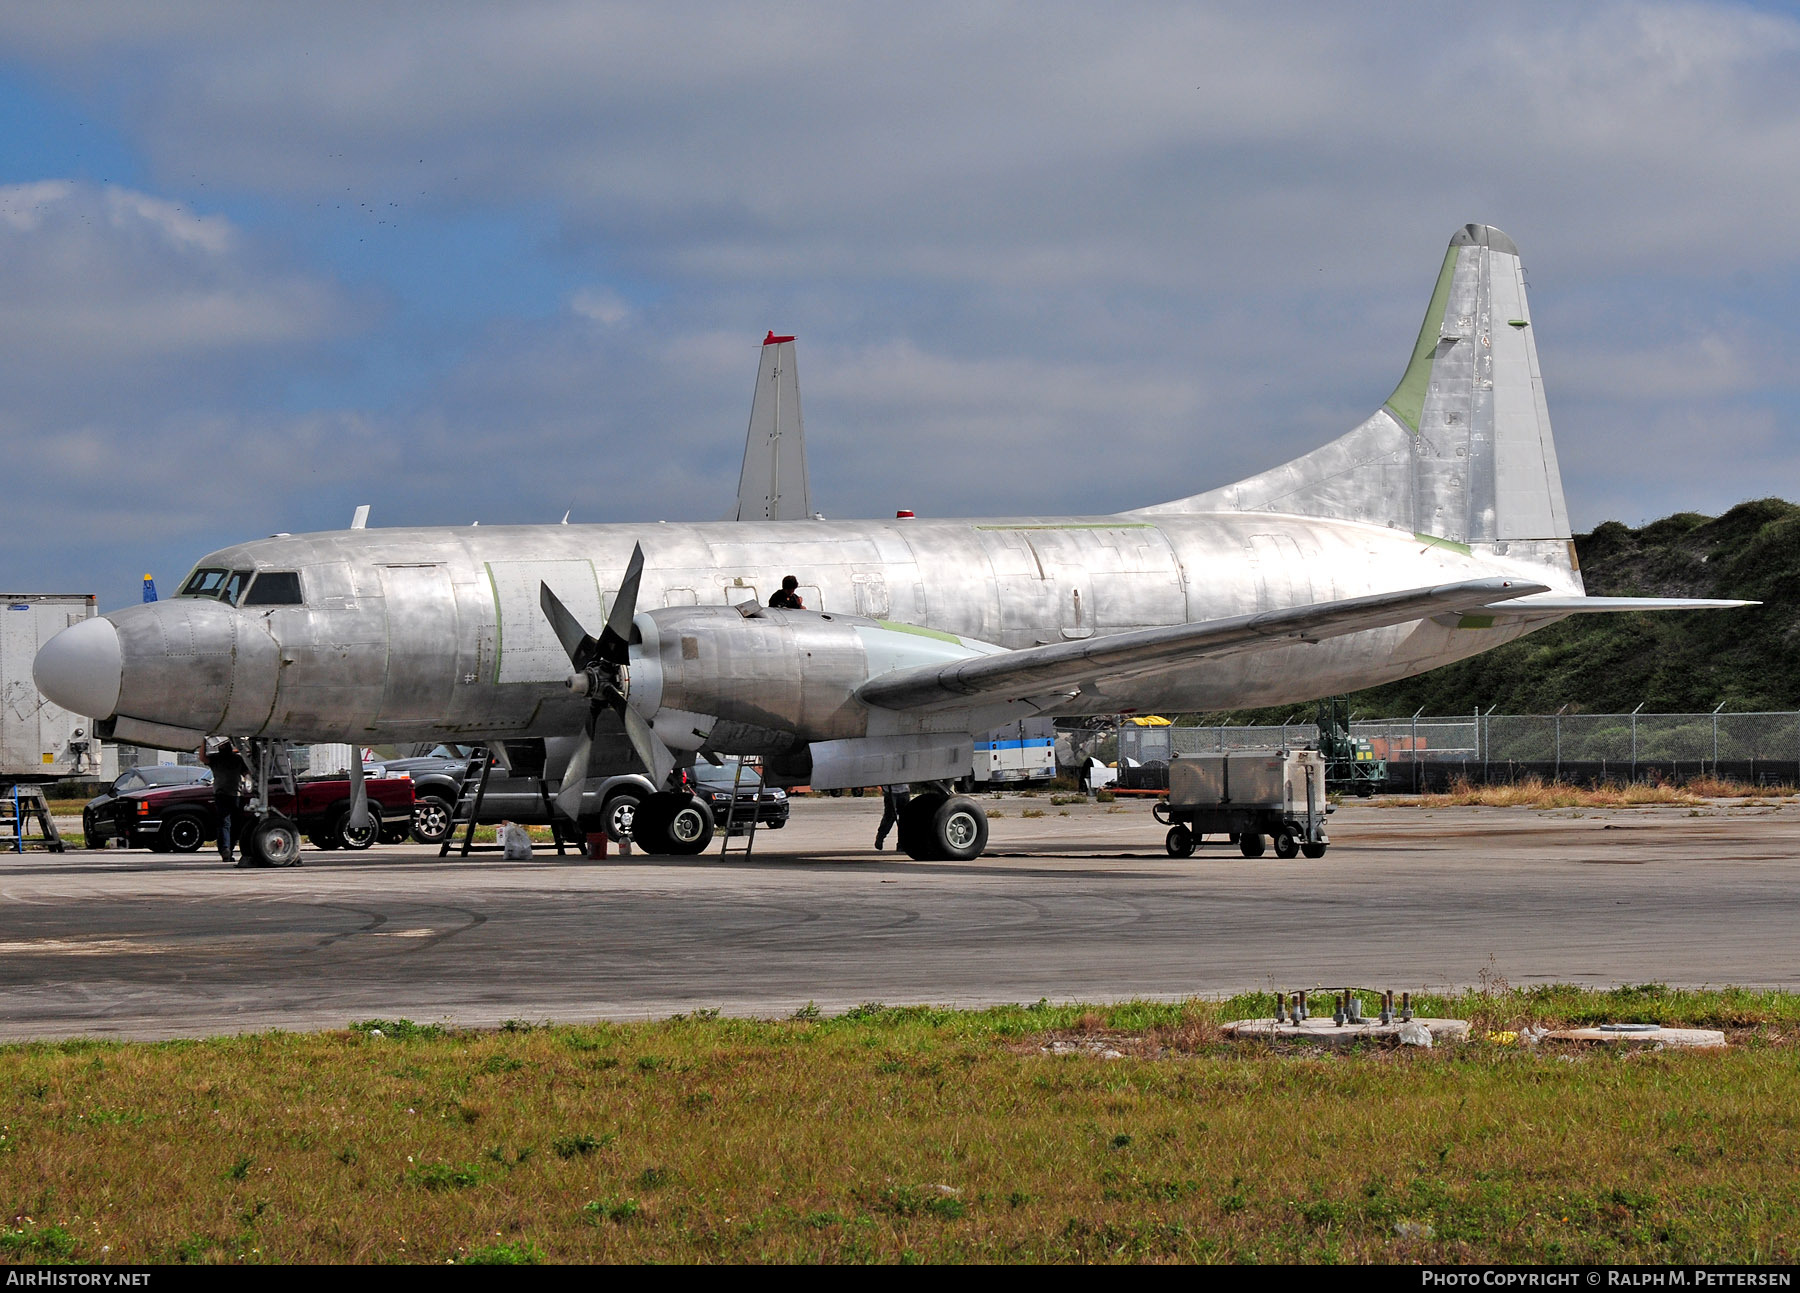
xmin=1118 ymin=710 xmax=1800 ymax=789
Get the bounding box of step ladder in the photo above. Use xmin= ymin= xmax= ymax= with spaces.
xmin=1 ymin=784 xmax=65 ymax=854
xmin=717 ymin=755 xmax=763 ymax=858
xmin=440 ymin=745 xmax=568 ymax=858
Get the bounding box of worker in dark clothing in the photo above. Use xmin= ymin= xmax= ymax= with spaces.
xmin=768 ymin=575 xmax=805 ymax=609
xmin=875 ymin=782 xmax=910 ymax=850
xmin=203 ymin=739 xmax=250 ymax=863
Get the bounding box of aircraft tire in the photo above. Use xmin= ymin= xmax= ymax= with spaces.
xmin=1273 ymin=831 xmax=1300 ymax=859
xmin=630 ymin=797 xmax=671 ymax=852
xmin=632 ymin=792 xmax=713 ymax=855
xmin=664 ymin=798 xmax=715 ymax=855
xmin=1238 ymin=833 xmax=1266 ymax=859
xmin=246 ymin=814 xmax=303 ymax=867
xmin=898 ymin=793 xmax=947 ymax=861
xmin=931 ymin=796 xmax=988 ymax=862
xmin=1165 ymin=824 xmax=1194 ymax=858
xmin=1301 ymin=841 xmax=1327 ymax=859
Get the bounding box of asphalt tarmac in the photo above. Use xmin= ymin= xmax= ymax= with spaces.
xmin=3 ymin=796 xmax=1797 ymax=1040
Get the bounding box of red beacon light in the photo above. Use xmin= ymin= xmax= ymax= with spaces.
xmin=895 ymin=509 xmax=915 ymax=519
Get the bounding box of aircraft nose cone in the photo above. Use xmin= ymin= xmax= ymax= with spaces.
xmin=33 ymin=615 xmax=123 ymax=719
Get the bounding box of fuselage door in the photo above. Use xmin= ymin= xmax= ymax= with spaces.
xmin=1021 ymin=530 xmax=1094 ymax=641
xmin=852 ymin=572 xmax=889 ymax=619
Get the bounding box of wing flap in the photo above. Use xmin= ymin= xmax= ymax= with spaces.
xmin=1483 ymin=595 xmax=1757 ymax=614
xmin=858 ymin=577 xmax=1547 ymax=713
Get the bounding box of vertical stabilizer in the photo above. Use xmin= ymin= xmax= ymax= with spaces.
xmin=731 ymin=332 xmax=814 ymax=521
xmin=1136 ymin=224 xmax=1579 ymax=584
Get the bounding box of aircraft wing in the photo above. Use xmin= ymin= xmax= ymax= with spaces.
xmin=857 ymin=577 xmax=1548 ymax=713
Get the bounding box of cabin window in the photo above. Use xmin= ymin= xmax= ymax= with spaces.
xmin=243 ymin=571 xmax=305 ymax=606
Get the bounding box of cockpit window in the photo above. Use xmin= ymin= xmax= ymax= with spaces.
xmin=180 ymin=568 xmax=230 ymax=598
xmin=242 ymin=571 xmax=304 ymax=606
xmin=221 ymin=570 xmax=254 ymax=606
xmin=179 ymin=567 xmax=265 ymax=605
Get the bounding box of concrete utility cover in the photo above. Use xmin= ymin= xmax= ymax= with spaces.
xmin=1221 ymin=1017 xmax=1470 ymax=1047
xmin=1548 ymin=1025 xmax=1727 ymax=1048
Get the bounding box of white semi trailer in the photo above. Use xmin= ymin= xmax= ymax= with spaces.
xmin=3 ymin=594 xmax=106 ymax=781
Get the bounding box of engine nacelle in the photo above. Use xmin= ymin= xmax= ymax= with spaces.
xmin=625 ymin=605 xmax=1000 ymax=754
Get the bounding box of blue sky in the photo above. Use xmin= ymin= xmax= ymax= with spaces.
xmin=3 ymin=2 xmax=1799 ymax=609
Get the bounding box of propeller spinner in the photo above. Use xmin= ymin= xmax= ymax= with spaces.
xmin=539 ymin=543 xmax=676 ymax=820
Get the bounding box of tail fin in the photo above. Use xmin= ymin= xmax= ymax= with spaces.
xmin=729 ymin=331 xmax=815 ymax=521
xmin=1137 ymin=224 xmax=1579 ymax=584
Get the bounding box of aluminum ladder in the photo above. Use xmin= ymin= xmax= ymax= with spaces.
xmin=440 ymin=746 xmax=567 ymax=858
xmin=716 ymin=755 xmax=763 ymax=858
xmin=0 ymin=784 xmax=65 ymax=853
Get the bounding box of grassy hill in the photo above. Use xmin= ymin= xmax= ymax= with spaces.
xmin=1202 ymin=498 xmax=1800 ymax=722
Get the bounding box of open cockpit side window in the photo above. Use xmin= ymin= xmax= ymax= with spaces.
xmin=221 ymin=570 xmax=254 ymax=606
xmin=179 ymin=568 xmax=255 ymax=603
xmin=179 ymin=568 xmax=230 ymax=599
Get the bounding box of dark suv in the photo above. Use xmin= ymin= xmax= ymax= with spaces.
xmin=687 ymin=763 xmax=789 ymax=834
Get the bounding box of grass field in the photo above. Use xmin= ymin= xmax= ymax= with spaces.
xmin=2 ymin=987 xmax=1797 ymax=1264
xmin=1405 ymin=776 xmax=1798 ymax=811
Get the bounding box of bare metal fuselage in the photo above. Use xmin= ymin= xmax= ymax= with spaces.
xmin=105 ymin=511 xmax=1571 ymax=747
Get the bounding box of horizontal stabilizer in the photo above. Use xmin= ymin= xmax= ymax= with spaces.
xmin=1483 ymin=595 xmax=1757 ymax=615
xmin=859 ymin=577 xmax=1546 ymax=713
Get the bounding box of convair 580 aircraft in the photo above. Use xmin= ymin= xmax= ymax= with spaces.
xmin=34 ymin=224 xmax=1746 ymax=863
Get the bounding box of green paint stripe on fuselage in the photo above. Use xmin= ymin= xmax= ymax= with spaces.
xmin=484 ymin=562 xmax=504 ymax=684
xmin=1414 ymin=533 xmax=1473 ymax=556
xmin=874 ymin=619 xmax=964 ymax=644
xmin=972 ymin=523 xmax=1156 ymax=531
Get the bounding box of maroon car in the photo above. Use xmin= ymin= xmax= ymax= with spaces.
xmin=84 ymin=772 xmax=416 ymax=853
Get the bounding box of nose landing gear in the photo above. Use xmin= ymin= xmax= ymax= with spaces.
xmin=235 ymin=739 xmax=305 ymax=868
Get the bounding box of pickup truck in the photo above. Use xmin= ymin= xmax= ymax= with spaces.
xmin=84 ymin=771 xmax=416 ymax=854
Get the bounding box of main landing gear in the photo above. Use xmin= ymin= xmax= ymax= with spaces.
xmin=895 ymin=789 xmax=989 ymax=862
xmin=614 ymin=790 xmax=715 ymax=856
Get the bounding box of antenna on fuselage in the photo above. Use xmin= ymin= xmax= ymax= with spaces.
xmin=350 ymin=504 xmax=371 ymax=530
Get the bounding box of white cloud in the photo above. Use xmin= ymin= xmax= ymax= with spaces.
xmin=0 ymin=181 xmax=347 ymax=371
xmin=569 ymin=287 xmax=631 ymax=326
xmin=12 ymin=3 xmax=1800 ymax=290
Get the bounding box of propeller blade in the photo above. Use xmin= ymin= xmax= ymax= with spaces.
xmin=554 ymin=731 xmax=593 ymax=821
xmin=598 ymin=543 xmax=646 ymax=665
xmin=539 ymin=582 xmax=599 ymax=669
xmin=621 ymin=703 xmax=676 ymax=787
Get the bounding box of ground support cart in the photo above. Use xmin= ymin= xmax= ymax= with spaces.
xmin=1152 ymin=749 xmax=1330 ymax=859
